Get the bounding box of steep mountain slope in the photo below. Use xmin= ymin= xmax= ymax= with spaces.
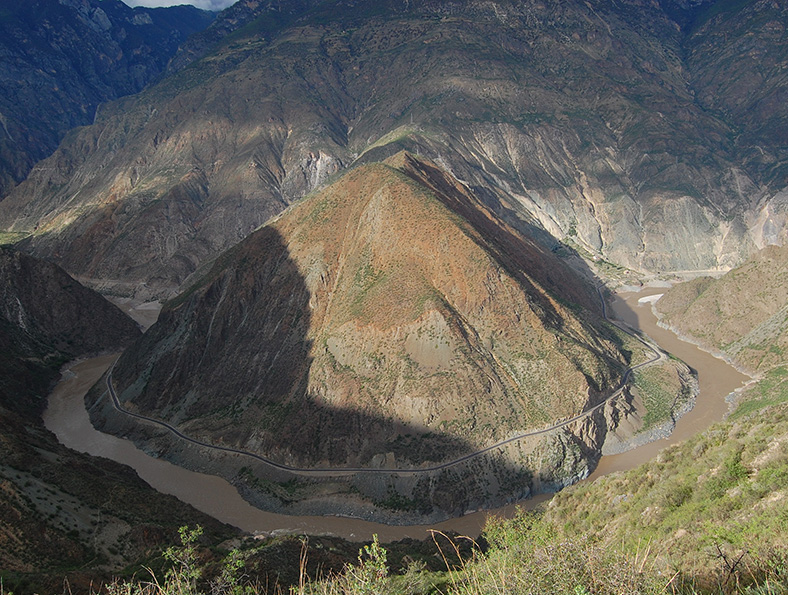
xmin=0 ymin=247 xmax=234 ymax=593
xmin=0 ymin=398 xmax=235 ymax=594
xmin=86 ymin=153 xmax=640 ymax=521
xmin=656 ymin=243 xmax=788 ymax=375
xmin=683 ymin=0 xmax=788 ymax=190
xmin=678 ymin=0 xmax=788 ymax=252
xmin=0 ymin=246 xmax=141 ymax=416
xmin=166 ymin=0 xmax=321 ymax=72
xmin=1 ymin=0 xmax=785 ymax=299
xmin=0 ymin=0 xmax=214 ymax=199
xmin=531 ymin=250 xmax=788 ymax=590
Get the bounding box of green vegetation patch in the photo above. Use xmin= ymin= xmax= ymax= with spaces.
xmin=544 ymin=397 xmax=788 ymax=585
xmin=350 ymin=254 xmax=388 ymax=312
xmin=374 ymin=489 xmax=423 ymax=513
xmin=730 ymin=366 xmax=788 ymax=420
xmin=633 ymin=363 xmax=683 ymax=430
xmin=0 ymin=231 xmax=30 ymax=246
xmin=237 ymin=467 xmax=310 ymax=504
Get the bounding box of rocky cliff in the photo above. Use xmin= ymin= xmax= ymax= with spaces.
xmin=0 ymin=0 xmax=785 ymax=298
xmin=0 ymin=0 xmax=214 ymax=199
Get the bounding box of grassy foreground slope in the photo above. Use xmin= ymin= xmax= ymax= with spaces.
xmin=130 ymin=402 xmax=787 ymax=595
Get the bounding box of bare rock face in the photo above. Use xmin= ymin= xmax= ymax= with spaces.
xmin=87 ymin=154 xmax=633 ymax=520
xmin=1 ymin=0 xmax=786 ymax=298
xmin=0 ymin=0 xmax=214 ymax=200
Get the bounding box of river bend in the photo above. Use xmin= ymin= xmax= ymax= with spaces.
xmin=43 ymin=290 xmax=749 ymax=540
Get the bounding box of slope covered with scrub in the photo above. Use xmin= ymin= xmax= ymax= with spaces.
xmin=0 ymin=247 xmax=235 ymax=594
xmin=656 ymin=244 xmax=788 ymax=375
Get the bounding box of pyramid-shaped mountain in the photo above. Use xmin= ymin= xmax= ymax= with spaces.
xmin=89 ymin=154 xmax=631 ymax=519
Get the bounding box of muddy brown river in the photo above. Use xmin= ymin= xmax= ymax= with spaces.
xmin=43 ymin=289 xmax=750 ymax=541
xmin=589 ymin=289 xmax=751 ymax=479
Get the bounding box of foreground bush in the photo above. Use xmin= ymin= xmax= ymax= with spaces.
xmin=92 ymin=514 xmax=787 ymax=595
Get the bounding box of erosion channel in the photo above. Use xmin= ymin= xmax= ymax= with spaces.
xmin=43 ymin=289 xmax=749 ymax=540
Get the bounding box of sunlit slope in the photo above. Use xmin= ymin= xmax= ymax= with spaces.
xmin=2 ymin=0 xmax=785 ymax=298
xmin=657 ymin=244 xmax=788 ymax=374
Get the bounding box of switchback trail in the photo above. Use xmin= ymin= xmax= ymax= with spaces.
xmin=103 ymin=288 xmax=664 ymax=476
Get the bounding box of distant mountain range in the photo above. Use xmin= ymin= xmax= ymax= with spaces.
xmin=0 ymin=0 xmax=214 ymax=199
xmin=0 ymin=0 xmax=785 ymax=300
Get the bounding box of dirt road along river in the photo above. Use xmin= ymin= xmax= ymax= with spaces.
xmin=43 ymin=289 xmax=749 ymax=540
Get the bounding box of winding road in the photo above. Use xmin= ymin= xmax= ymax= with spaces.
xmin=103 ymin=288 xmax=665 ymax=477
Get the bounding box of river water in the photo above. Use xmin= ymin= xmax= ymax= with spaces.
xmin=42 ymin=289 xmax=749 ymax=541
xmin=589 ymin=289 xmax=750 ymax=479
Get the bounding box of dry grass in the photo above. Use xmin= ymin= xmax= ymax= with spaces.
xmin=73 ymin=514 xmax=787 ymax=595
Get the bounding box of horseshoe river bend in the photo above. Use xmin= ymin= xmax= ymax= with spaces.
xmin=42 ymin=288 xmax=750 ymax=541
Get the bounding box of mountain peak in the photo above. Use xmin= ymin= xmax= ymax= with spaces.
xmin=91 ymin=155 xmax=630 ymax=519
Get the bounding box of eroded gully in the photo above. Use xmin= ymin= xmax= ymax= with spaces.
xmin=43 ymin=289 xmax=750 ymax=541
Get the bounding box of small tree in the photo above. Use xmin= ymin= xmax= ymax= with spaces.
xmin=345 ymin=535 xmax=388 ymax=595
xmin=163 ymin=525 xmax=204 ymax=594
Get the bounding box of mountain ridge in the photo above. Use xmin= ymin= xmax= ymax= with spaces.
xmin=1 ymin=0 xmax=785 ymax=299
xmin=0 ymin=0 xmax=215 ymax=200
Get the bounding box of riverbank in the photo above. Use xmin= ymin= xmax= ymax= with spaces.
xmin=589 ymin=289 xmax=750 ymax=479
xmin=46 ymin=356 xmax=536 ymax=540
